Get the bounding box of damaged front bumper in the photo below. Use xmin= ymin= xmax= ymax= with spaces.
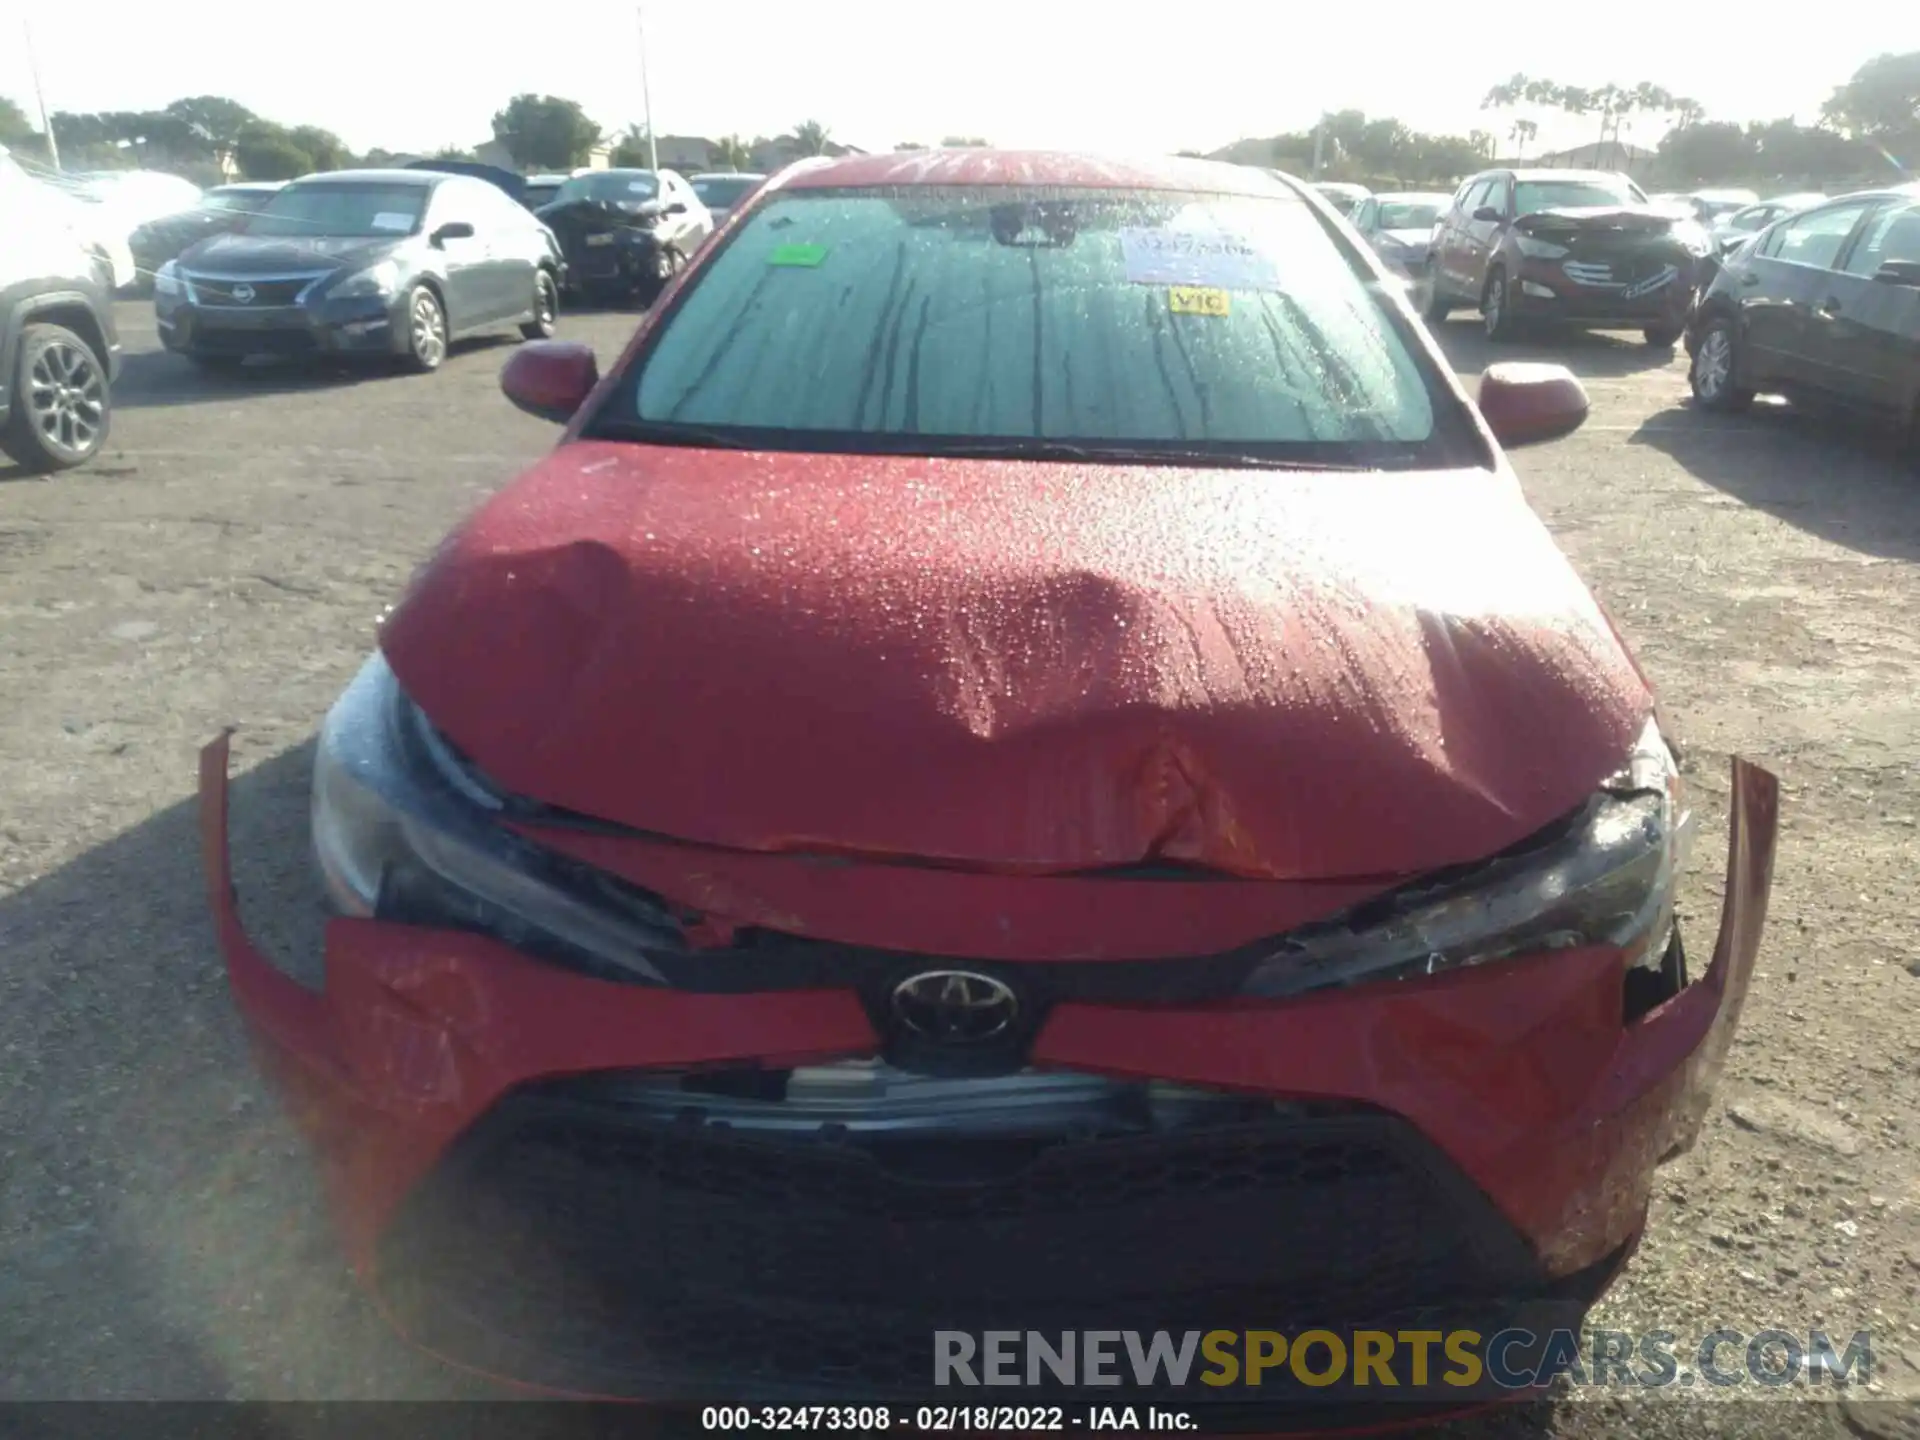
xmin=200 ymin=732 xmax=1776 ymax=1410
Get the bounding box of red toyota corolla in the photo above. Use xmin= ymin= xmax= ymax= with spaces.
xmin=200 ymin=151 xmax=1776 ymax=1425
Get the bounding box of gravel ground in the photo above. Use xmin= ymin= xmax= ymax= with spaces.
xmin=0 ymin=301 xmax=1916 ymax=1438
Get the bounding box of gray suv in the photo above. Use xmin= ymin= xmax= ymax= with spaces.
xmin=0 ymin=149 xmax=123 ymax=473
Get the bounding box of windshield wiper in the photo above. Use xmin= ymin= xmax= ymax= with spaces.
xmin=929 ymin=440 xmax=1371 ymax=471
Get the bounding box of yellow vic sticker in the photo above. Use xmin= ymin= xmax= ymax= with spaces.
xmin=1169 ymin=286 xmax=1231 ymax=316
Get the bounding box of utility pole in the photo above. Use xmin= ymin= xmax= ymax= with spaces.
xmin=22 ymin=19 xmax=61 ymax=171
xmin=1310 ymin=114 xmax=1325 ymax=179
xmin=636 ymin=5 xmax=660 ymax=173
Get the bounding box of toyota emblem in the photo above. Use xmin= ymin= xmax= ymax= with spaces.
xmin=231 ymin=283 xmax=255 ymax=303
xmin=890 ymin=970 xmax=1018 ymax=1043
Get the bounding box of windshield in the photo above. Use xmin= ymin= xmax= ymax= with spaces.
xmin=1377 ymin=201 xmax=1441 ymax=231
xmin=244 ymin=182 xmax=427 ymax=238
xmin=605 ymin=186 xmax=1466 ymax=468
xmin=523 ymin=184 xmax=561 ymax=208
xmin=553 ymin=172 xmax=658 ymax=207
xmin=204 ymin=188 xmax=269 ymax=213
xmin=1514 ymin=179 xmax=1636 ymax=215
xmin=694 ymin=176 xmax=758 ymax=209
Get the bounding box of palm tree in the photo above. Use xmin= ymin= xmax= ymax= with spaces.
xmin=713 ymin=134 xmax=752 ymax=171
xmin=1508 ymin=118 xmax=1538 ymax=159
xmin=793 ymin=119 xmax=833 ymax=157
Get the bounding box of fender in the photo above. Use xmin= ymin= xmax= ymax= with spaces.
xmin=0 ymin=279 xmax=122 ymax=426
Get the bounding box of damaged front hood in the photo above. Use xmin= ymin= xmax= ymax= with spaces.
xmin=380 ymin=444 xmax=1652 ymax=880
xmin=1514 ymin=207 xmax=1676 ymax=237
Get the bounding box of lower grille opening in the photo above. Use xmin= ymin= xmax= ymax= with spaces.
xmin=374 ymin=1072 xmax=1607 ymax=1418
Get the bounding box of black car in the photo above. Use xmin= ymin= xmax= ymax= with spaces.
xmin=128 ymin=183 xmax=285 ymax=289
xmin=1687 ymin=186 xmax=1920 ymax=457
xmin=154 ymin=170 xmax=564 ymax=373
xmin=0 ymin=184 xmax=122 ymax=472
xmin=1426 ymin=169 xmax=1717 ymax=346
xmin=536 ymin=169 xmax=712 ymax=303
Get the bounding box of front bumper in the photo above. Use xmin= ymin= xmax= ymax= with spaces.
xmin=156 ymin=291 xmax=409 ymax=359
xmin=1510 ymin=253 xmax=1700 ymax=326
xmin=200 ymin=734 xmax=1776 ymax=1418
xmin=560 ymin=232 xmax=664 ymax=290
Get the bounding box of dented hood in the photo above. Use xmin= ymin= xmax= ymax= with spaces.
xmin=1513 ymin=206 xmax=1677 ymax=237
xmin=379 ymin=443 xmax=1652 ymax=880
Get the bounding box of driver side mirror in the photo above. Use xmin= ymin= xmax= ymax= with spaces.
xmin=431 ymin=221 xmax=476 ymax=246
xmin=1472 ymin=206 xmax=1504 ymax=224
xmin=501 ymin=341 xmax=599 ymax=424
xmin=1476 ymin=362 xmax=1589 ymax=448
xmin=1873 ymin=259 xmax=1920 ymax=287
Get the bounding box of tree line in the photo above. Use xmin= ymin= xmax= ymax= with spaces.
xmin=3 ymin=52 xmax=1912 ymax=189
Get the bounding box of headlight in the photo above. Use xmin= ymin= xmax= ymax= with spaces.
xmin=1514 ymin=234 xmax=1570 ymax=260
xmin=1672 ymin=221 xmax=1713 ymax=258
xmin=153 ymin=260 xmax=181 ymax=297
xmin=1240 ymin=718 xmax=1688 ymax=998
xmin=329 ymin=258 xmax=401 ymax=299
xmin=312 ymin=652 xmax=679 ymax=983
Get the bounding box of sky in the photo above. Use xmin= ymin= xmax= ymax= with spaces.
xmin=2 ymin=0 xmax=1914 ymax=162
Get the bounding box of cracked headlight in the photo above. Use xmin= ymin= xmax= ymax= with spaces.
xmin=1514 ymin=234 xmax=1571 ymax=260
xmin=312 ymin=652 xmax=680 ymax=983
xmin=1241 ymin=718 xmax=1688 ymax=998
xmin=328 ymin=258 xmax=401 ymax=299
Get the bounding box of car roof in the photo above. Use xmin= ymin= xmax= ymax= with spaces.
xmin=294 ymin=169 xmax=440 ymax=187
xmin=1497 ymin=168 xmax=1630 ymax=183
xmin=1371 ymin=191 xmax=1449 ymax=202
xmin=692 ymin=171 xmax=766 ymax=182
xmin=769 ymin=149 xmax=1302 ymax=198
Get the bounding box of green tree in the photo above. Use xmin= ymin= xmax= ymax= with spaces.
xmin=1 ymin=96 xmax=36 ymax=147
xmin=792 ymin=119 xmax=833 ymax=156
xmin=894 ymin=140 xmax=928 ymax=152
xmin=714 ymin=134 xmax=753 ymax=169
xmin=165 ymin=96 xmax=255 ymax=171
xmin=491 ymin=93 xmax=603 ymax=170
xmin=235 ymin=123 xmax=312 ymax=180
xmin=609 ymin=124 xmax=653 ymax=168
xmin=1822 ymin=51 xmax=1920 ymax=149
xmin=1656 ymin=121 xmax=1754 ymax=185
xmin=430 ymin=145 xmax=478 ymax=162
xmin=285 ymin=125 xmax=351 ymax=171
xmin=941 ymin=136 xmax=990 ymax=147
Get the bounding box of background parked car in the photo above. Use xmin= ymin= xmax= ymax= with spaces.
xmin=689 ymin=172 xmax=766 ymax=228
xmin=1349 ymin=191 xmax=1448 ymax=286
xmin=0 ymin=190 xmax=121 ymax=473
xmin=1679 ymin=188 xmax=1759 ymax=225
xmin=1424 ymin=167 xmax=1714 ymax=347
xmin=1687 ymin=185 xmax=1920 ymax=461
xmin=535 ymin=168 xmax=712 ymax=304
xmin=1 ymin=148 xmax=139 ymax=293
xmin=1710 ymin=193 xmax=1829 ymax=254
xmin=1310 ymin=180 xmax=1371 ymax=216
xmin=522 ymin=173 xmax=574 ymax=211
xmin=154 ymin=169 xmax=563 ymax=373
xmin=128 ymin=183 xmax=286 ymax=292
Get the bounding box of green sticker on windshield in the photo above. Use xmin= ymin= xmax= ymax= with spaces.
xmin=767 ymin=243 xmax=829 ymax=268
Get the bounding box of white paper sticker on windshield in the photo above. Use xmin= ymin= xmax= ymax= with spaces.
xmin=1120 ymin=228 xmax=1278 ymax=291
xmin=628 ymin=181 xmax=652 ymax=193
xmin=370 ymin=212 xmax=414 ymax=232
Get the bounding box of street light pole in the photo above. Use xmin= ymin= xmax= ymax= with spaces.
xmin=21 ymin=19 xmax=61 ymax=171
xmin=636 ymin=5 xmax=659 ymax=172
xmin=1310 ymin=113 xmax=1326 ymax=180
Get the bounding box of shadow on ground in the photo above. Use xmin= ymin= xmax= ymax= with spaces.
xmin=0 ymin=737 xmax=483 ymax=1399
xmin=110 ymin=337 xmax=524 ymax=411
xmin=1434 ymin=320 xmax=1682 ymax=382
xmin=1629 ymin=400 xmax=1920 ymax=563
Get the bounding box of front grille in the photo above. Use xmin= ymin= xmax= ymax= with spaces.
xmin=377 ymin=1081 xmax=1571 ymax=1415
xmin=187 ymin=326 xmax=317 ymax=355
xmin=186 ymin=274 xmax=324 ymax=307
xmin=1562 ymin=260 xmax=1616 ymax=286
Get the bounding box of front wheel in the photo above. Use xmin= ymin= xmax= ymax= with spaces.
xmin=1482 ymin=266 xmax=1519 ymax=341
xmin=0 ymin=322 xmax=111 ymax=474
xmin=401 ymin=285 xmax=448 ymax=373
xmin=520 ymin=270 xmax=558 ymax=341
xmin=1688 ymin=317 xmax=1755 ymax=413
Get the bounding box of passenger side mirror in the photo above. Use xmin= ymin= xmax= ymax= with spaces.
xmin=1476 ymin=362 xmax=1589 ymax=448
xmin=501 ymin=341 xmax=599 ymax=424
xmin=1472 ymin=206 xmax=1504 ymax=224
xmin=1872 ymin=259 xmax=1920 ymax=287
xmin=431 ymin=221 xmax=476 ymax=245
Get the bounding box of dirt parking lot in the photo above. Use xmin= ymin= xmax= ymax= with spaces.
xmin=1 ymin=299 xmax=1916 ymax=1437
